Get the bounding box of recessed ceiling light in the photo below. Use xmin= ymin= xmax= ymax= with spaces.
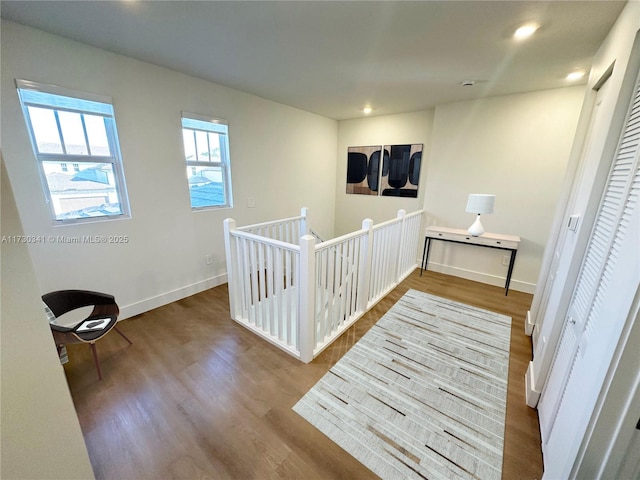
xmin=362 ymin=106 xmax=373 ymax=114
xmin=461 ymin=80 xmax=476 ymax=87
xmin=566 ymin=71 xmax=586 ymax=82
xmin=514 ymin=23 xmax=540 ymax=40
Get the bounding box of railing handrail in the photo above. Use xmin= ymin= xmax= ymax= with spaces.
xmin=404 ymin=210 xmax=424 ymax=220
xmin=234 ymin=209 xmax=423 ymax=243
xmin=371 ymin=209 xmax=422 ymax=231
xmin=229 ymin=229 xmax=300 ymax=252
xmin=236 ymin=214 xmax=304 ymax=232
xmin=372 ymin=215 xmax=404 ymax=231
xmin=308 ymin=226 xmax=325 ymax=242
xmin=315 ymin=227 xmax=367 ymax=251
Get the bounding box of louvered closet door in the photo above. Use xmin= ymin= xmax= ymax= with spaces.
xmin=539 ymin=65 xmax=640 ymax=479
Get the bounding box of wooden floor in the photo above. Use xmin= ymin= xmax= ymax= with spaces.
xmin=63 ymin=270 xmax=543 ymax=479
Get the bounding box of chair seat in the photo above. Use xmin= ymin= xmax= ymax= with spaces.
xmin=50 ymin=303 xmax=119 ymax=343
xmin=43 ymin=289 xmax=131 ymax=380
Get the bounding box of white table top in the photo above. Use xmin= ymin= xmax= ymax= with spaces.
xmin=425 ymin=225 xmax=520 ymax=242
xmin=425 ymin=225 xmax=520 ymax=249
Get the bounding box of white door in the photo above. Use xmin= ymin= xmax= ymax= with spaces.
xmin=539 ymin=64 xmax=640 ymax=478
xmin=531 ymin=74 xmax=611 ymax=350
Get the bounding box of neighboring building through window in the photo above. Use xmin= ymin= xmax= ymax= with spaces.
xmin=16 ymin=79 xmax=130 ymax=223
xmin=181 ymin=112 xmax=232 ymax=210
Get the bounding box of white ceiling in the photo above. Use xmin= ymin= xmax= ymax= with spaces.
xmin=0 ymin=1 xmax=626 ymax=120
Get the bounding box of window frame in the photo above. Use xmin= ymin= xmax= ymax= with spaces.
xmin=16 ymin=79 xmax=131 ymax=225
xmin=180 ymin=111 xmax=233 ymax=211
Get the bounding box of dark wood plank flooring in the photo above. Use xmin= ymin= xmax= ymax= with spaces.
xmin=62 ymin=270 xmax=543 ymax=479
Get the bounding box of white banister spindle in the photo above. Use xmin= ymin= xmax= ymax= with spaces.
xmin=240 ymin=238 xmax=250 ymax=318
xmin=298 ymin=234 xmax=316 ymax=363
xmin=223 ymin=218 xmax=238 ymax=319
xmin=285 ymin=248 xmax=293 ymax=344
xmin=249 ymin=241 xmax=259 ymax=325
xmin=266 ymin=244 xmax=274 ymax=334
xmin=396 ymin=209 xmax=407 ymax=283
xmin=357 ymin=218 xmax=374 ymax=313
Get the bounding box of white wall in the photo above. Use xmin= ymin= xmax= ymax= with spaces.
xmin=335 ymin=111 xmax=434 ymax=235
xmin=1 ymin=20 xmax=337 ymax=318
xmin=334 ymin=90 xmax=584 ymax=294
xmin=1 ymin=159 xmax=95 ymax=479
xmin=422 ymin=87 xmax=585 ymax=293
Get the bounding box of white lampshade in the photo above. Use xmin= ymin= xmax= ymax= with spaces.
xmin=466 ymin=194 xmax=495 ymax=215
xmin=466 ymin=194 xmax=495 ymax=236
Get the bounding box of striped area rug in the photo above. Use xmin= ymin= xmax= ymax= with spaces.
xmin=293 ymin=289 xmax=512 ymax=480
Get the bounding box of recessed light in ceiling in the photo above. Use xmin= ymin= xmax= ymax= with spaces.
xmin=566 ymin=71 xmax=586 ymax=82
xmin=514 ymin=23 xmax=540 ymax=40
xmin=461 ymin=80 xmax=476 ymax=87
xmin=362 ymin=106 xmax=373 ymax=114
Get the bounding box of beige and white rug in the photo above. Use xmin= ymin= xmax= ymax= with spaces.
xmin=293 ymin=289 xmax=512 ymax=480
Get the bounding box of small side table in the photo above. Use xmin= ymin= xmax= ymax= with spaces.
xmin=420 ymin=226 xmax=520 ymax=295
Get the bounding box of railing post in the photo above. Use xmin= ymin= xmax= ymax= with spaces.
xmin=357 ymin=219 xmax=374 ymax=313
xmin=298 ymin=234 xmax=316 ymax=363
xmin=300 ymin=207 xmax=309 ymax=236
xmin=223 ymin=218 xmax=238 ymax=319
xmin=396 ymin=209 xmax=407 ymax=282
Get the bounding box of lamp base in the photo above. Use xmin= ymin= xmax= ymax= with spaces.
xmin=468 ymin=215 xmax=485 ymax=236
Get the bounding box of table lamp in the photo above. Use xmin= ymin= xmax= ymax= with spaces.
xmin=466 ymin=194 xmax=495 ymax=236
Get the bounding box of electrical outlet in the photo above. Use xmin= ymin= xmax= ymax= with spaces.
xmin=502 ymin=255 xmax=510 ymax=266
xmin=247 ymin=197 xmax=256 ymax=208
xmin=205 ymin=254 xmax=213 ymax=265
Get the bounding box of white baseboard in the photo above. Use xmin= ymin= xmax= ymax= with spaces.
xmin=423 ymin=262 xmax=536 ymax=294
xmin=525 ymin=310 xmax=535 ymax=336
xmin=525 ymin=361 xmax=541 ymax=408
xmin=119 ymin=273 xmax=227 ymax=320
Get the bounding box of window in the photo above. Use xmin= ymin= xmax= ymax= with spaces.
xmin=16 ymin=79 xmax=130 ymax=223
xmin=181 ymin=112 xmax=233 ymax=209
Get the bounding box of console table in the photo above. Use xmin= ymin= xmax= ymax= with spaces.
xmin=420 ymin=226 xmax=520 ymax=295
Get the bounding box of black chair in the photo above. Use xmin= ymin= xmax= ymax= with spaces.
xmin=43 ymin=290 xmax=132 ymax=380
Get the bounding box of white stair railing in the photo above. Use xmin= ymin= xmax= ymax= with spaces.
xmin=313 ymin=226 xmax=366 ymax=357
xmin=224 ymin=208 xmax=424 ymax=362
xmin=224 ymin=221 xmax=301 ymax=356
